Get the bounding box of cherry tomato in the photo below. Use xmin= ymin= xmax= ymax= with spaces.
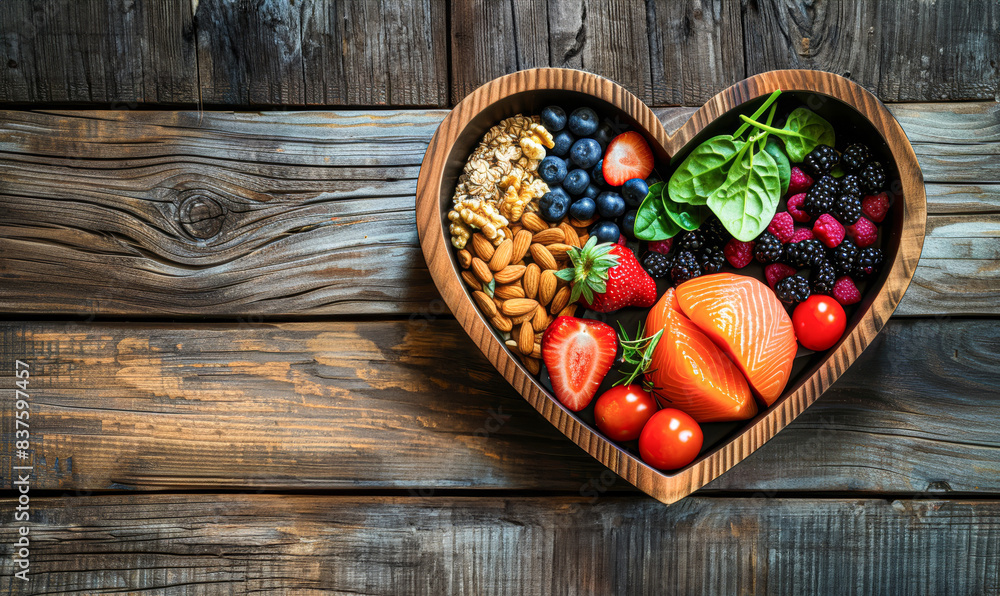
xmin=792 ymin=295 xmax=847 ymax=351
xmin=594 ymin=385 xmax=657 ymax=442
xmin=638 ymin=408 xmax=703 ymax=471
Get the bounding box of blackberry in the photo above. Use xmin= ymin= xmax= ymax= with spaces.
xmin=854 ymin=247 xmax=883 ymax=279
xmin=812 ymin=260 xmax=837 ymax=295
xmin=831 ymin=240 xmax=859 ymax=276
xmin=803 ymin=145 xmax=840 ymax=177
xmin=643 ymin=252 xmax=672 ymax=279
xmin=839 ymin=174 xmax=863 ymax=198
xmin=701 ymin=217 xmax=731 ymax=246
xmin=784 ymin=238 xmax=827 ymax=268
xmin=671 ymin=251 xmax=702 ymax=285
xmin=841 ymin=143 xmax=871 ymax=172
xmin=803 ymin=175 xmax=839 ymax=215
xmin=859 ymin=161 xmax=886 ymax=191
xmin=699 ymin=246 xmax=726 ymax=274
xmin=831 ymin=194 xmax=863 ymax=225
xmin=754 ymin=232 xmax=784 ymax=264
xmin=775 ymin=276 xmax=811 ymax=304
xmin=677 ymin=230 xmax=712 ymax=253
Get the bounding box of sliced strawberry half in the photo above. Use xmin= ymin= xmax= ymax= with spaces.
xmin=602 ymin=131 xmax=654 ymax=186
xmin=541 ymin=316 xmax=618 ymax=411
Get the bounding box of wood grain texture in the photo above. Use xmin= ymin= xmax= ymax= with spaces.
xmin=1 ymin=103 xmax=994 ymax=317
xmin=416 ymin=68 xmax=925 ymax=504
xmin=5 ymin=318 xmax=996 ymax=495
xmin=742 ymin=0 xmax=1000 ymax=103
xmin=2 ymin=494 xmax=1000 ymax=595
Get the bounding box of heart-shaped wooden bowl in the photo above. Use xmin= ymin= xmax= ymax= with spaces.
xmin=416 ymin=68 xmax=926 ymax=504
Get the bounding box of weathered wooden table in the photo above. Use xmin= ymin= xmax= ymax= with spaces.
xmin=1 ymin=1 xmax=998 ymax=593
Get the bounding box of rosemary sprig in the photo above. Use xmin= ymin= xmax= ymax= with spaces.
xmin=614 ymin=321 xmax=664 ymax=388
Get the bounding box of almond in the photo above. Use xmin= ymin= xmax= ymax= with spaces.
xmin=511 ymin=311 xmax=535 ymax=325
xmin=569 ymin=215 xmax=599 ymax=228
xmin=471 ymin=258 xmax=493 ymax=284
xmin=461 ymin=270 xmax=480 ymax=289
xmin=471 ymin=290 xmax=498 ymax=317
xmin=494 ymin=264 xmax=526 ymax=285
xmin=511 ymin=229 xmax=533 ymax=263
xmin=518 ymin=322 xmax=534 ymax=355
xmin=558 ymin=303 xmax=578 ymax=319
xmin=489 ymin=239 xmax=513 ymax=272
xmin=530 ymin=342 xmax=542 ymax=359
xmin=505 ymin=339 xmax=520 ymax=350
xmin=501 ymin=298 xmax=539 ymax=317
xmin=490 ymin=313 xmax=513 ymax=332
xmin=532 ymin=305 xmax=549 ymax=332
xmin=457 ymin=249 xmax=473 ymax=269
xmin=559 ymin=223 xmax=581 ymax=247
xmin=550 ymin=286 xmax=571 ymax=315
xmin=578 ymin=234 xmax=590 ymax=246
xmin=521 ymin=212 xmax=548 ymax=233
xmin=494 ymin=283 xmax=525 ymax=301
xmin=522 ymin=264 xmax=540 ymax=299
xmin=471 ymin=234 xmax=495 ymax=261
xmin=510 ymin=223 xmax=523 ymax=236
xmin=529 ymin=243 xmax=558 ymax=271
xmin=532 ymin=228 xmax=565 ymax=245
xmin=523 ymin=356 xmax=540 ymax=375
xmin=538 ymin=270 xmax=557 ymax=305
xmin=547 ymin=243 xmax=573 ymax=258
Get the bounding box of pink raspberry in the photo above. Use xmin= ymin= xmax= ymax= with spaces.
xmin=765 ymin=263 xmax=798 ymax=289
xmin=846 ymin=217 xmax=878 ymax=247
xmin=648 ymin=239 xmax=673 ymax=254
xmin=724 ymin=238 xmax=754 ymax=269
xmin=832 ymin=276 xmax=861 ymax=305
xmin=617 ymin=234 xmax=627 ymax=246
xmin=789 ymin=227 xmax=815 ymax=243
xmin=788 ymin=167 xmax=814 ymax=195
xmin=767 ymin=212 xmax=795 ymax=243
xmin=813 ymin=214 xmax=845 ymax=248
xmin=862 ymin=192 xmax=890 ymax=223
xmin=786 ymin=193 xmax=811 ymax=223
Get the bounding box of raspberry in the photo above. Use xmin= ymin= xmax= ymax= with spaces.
xmin=723 ymin=238 xmax=754 ymax=269
xmin=767 ymin=212 xmax=795 ymax=243
xmin=617 ymin=234 xmax=627 ymax=245
xmin=647 ymin=239 xmax=673 ymax=254
xmin=765 ymin=263 xmax=798 ymax=289
xmin=786 ymin=193 xmax=811 ymax=223
xmin=813 ymin=214 xmax=845 ymax=248
xmin=845 ymin=217 xmax=878 ymax=247
xmin=788 ymin=167 xmax=814 ymax=195
xmin=790 ymin=227 xmax=815 ymax=243
xmin=862 ymin=192 xmax=890 ymax=223
xmin=832 ymin=276 xmax=861 ymax=305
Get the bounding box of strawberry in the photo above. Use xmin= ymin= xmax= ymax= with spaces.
xmin=541 ymin=316 xmax=618 ymax=411
xmin=602 ymin=131 xmax=654 ymax=186
xmin=556 ymin=237 xmax=657 ymax=313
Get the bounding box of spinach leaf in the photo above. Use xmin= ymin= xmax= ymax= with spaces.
xmin=664 ymin=195 xmax=710 ymax=231
xmin=667 ymin=135 xmax=745 ymax=206
xmin=634 ymin=182 xmax=681 ymax=241
xmin=707 ymin=148 xmax=781 ymax=242
xmin=739 ymin=107 xmax=835 ymax=162
xmin=763 ymin=137 xmax=790 ymax=195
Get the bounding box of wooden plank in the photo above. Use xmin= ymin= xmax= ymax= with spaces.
xmin=1 ymin=104 xmax=998 ymax=317
xmin=1 ymin=494 xmax=999 ymax=595
xmin=0 ymin=0 xmax=197 ymax=105
xmin=3 ymin=318 xmax=999 ymax=494
xmin=742 ymin=0 xmax=1000 ymax=102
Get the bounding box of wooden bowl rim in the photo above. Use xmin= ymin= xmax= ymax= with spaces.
xmin=416 ymin=67 xmax=926 ymax=504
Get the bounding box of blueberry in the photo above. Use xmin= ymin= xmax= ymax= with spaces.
xmin=539 ymin=187 xmax=571 ymax=222
xmin=622 ymin=209 xmax=638 ymax=238
xmin=538 ymin=156 xmax=568 ymax=185
xmin=540 ymin=106 xmax=567 ymax=132
xmin=582 ymin=184 xmax=601 ymax=200
xmin=622 ymin=178 xmax=650 ymax=207
xmin=568 ymin=107 xmax=599 ymax=137
xmin=563 ymin=169 xmax=590 ymax=195
xmin=593 ymin=120 xmax=616 ymax=149
xmin=550 ymin=130 xmax=575 ymax=157
xmin=591 ymin=220 xmax=621 ymax=245
xmin=569 ymin=197 xmax=596 ymax=221
xmin=591 ymin=159 xmax=607 ymax=187
xmin=596 ymin=191 xmax=626 ymax=219
xmin=570 ymin=138 xmax=603 ymax=169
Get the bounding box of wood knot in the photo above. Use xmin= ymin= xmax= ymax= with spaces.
xmin=178 ymin=196 xmax=225 ymax=239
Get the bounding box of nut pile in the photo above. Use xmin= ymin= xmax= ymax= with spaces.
xmin=457 ymin=211 xmax=598 ymax=373
xmin=448 ymin=115 xmax=554 ymax=249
